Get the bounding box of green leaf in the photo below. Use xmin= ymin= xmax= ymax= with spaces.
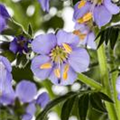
xmin=72 ymin=0 xmax=79 ymax=5
xmin=61 ymin=96 xmax=76 ymax=120
xmin=12 ymin=62 xmax=33 ymax=82
xmin=36 ymin=92 xmax=76 ymax=120
xmin=28 ymin=24 xmax=33 ymax=36
xmin=90 ymin=93 xmax=107 ymax=113
xmin=1 ymin=50 xmax=16 ymax=62
xmin=78 ymin=94 xmax=89 ymax=120
xmin=16 ymin=54 xmax=28 ymax=67
xmin=97 ymin=92 xmax=114 ymax=103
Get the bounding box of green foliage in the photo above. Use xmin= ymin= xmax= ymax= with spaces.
xmin=36 ymin=90 xmax=113 ymax=120
xmin=96 ymin=25 xmax=120 ymax=49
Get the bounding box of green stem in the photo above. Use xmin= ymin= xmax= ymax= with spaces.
xmin=97 ymin=44 xmax=118 ymax=120
xmin=109 ymin=48 xmax=120 ymax=120
xmin=41 ymin=81 xmax=61 ymax=115
xmin=78 ymin=73 xmax=102 ymax=90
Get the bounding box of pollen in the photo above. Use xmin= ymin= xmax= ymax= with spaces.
xmin=40 ymin=63 xmax=52 ymax=69
xmin=78 ymin=0 xmax=86 ymax=9
xmin=73 ymin=30 xmax=86 ymax=40
xmin=63 ymin=65 xmax=69 ymax=80
xmin=54 ymin=68 xmax=60 ymax=78
xmin=63 ymin=43 xmax=72 ymax=54
xmin=50 ymin=46 xmax=68 ymax=63
xmin=77 ymin=12 xmax=92 ymax=23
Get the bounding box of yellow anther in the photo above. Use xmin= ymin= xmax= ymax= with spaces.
xmin=63 ymin=43 xmax=72 ymax=54
xmin=73 ymin=30 xmax=86 ymax=40
xmin=63 ymin=72 xmax=68 ymax=80
xmin=63 ymin=65 xmax=69 ymax=80
xmin=83 ymin=12 xmax=92 ymax=22
xmin=78 ymin=0 xmax=86 ymax=9
xmin=77 ymin=12 xmax=92 ymax=24
xmin=54 ymin=68 xmax=60 ymax=78
xmin=40 ymin=63 xmax=52 ymax=69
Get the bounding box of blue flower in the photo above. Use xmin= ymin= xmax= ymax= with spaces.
xmin=31 ymin=30 xmax=90 ymax=85
xmin=73 ymin=0 xmax=120 ymax=28
xmin=38 ymin=0 xmax=50 ymax=12
xmin=0 ymin=56 xmax=15 ymax=105
xmin=0 ymin=3 xmax=10 ymax=33
xmin=73 ymin=23 xmax=96 ymax=49
xmin=9 ymin=36 xmax=31 ymax=54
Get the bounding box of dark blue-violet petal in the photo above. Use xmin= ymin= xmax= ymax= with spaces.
xmin=0 ymin=16 xmax=6 ymax=33
xmin=9 ymin=38 xmax=18 ymax=54
xmin=0 ymin=4 xmax=10 ymax=18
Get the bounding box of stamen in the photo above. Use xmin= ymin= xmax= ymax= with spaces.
xmin=78 ymin=0 xmax=86 ymax=9
xmin=40 ymin=63 xmax=52 ymax=69
xmin=54 ymin=68 xmax=60 ymax=78
xmin=63 ymin=65 xmax=69 ymax=80
xmin=73 ymin=30 xmax=86 ymax=40
xmin=77 ymin=12 xmax=92 ymax=24
xmin=63 ymin=43 xmax=72 ymax=54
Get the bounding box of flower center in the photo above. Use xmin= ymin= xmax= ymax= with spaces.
xmin=91 ymin=0 xmax=103 ymax=5
xmin=50 ymin=46 xmax=68 ymax=63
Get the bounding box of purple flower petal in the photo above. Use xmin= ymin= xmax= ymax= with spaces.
xmin=0 ymin=56 xmax=12 ymax=72
xmin=0 ymin=16 xmax=6 ymax=33
xmin=49 ymin=64 xmax=77 ymax=85
xmin=9 ymin=38 xmax=18 ymax=54
xmin=26 ymin=102 xmax=36 ymax=115
xmin=93 ymin=5 xmax=112 ymax=28
xmin=104 ymin=0 xmax=120 ymax=15
xmin=22 ymin=114 xmax=32 ymax=120
xmin=38 ymin=0 xmax=50 ymax=12
xmin=116 ymin=76 xmax=120 ymax=93
xmin=74 ymin=23 xmax=89 ymax=33
xmin=68 ymin=48 xmax=90 ymax=73
xmin=56 ymin=30 xmax=79 ymax=47
xmin=36 ymin=92 xmax=49 ymax=108
xmin=31 ymin=55 xmax=53 ymax=80
xmin=16 ymin=80 xmax=37 ymax=103
xmin=85 ymin=32 xmax=96 ymax=49
xmin=118 ymin=94 xmax=120 ymax=100
xmin=73 ymin=1 xmax=91 ymax=20
xmin=0 ymin=4 xmax=10 ymax=18
xmin=32 ymin=33 xmax=57 ymax=54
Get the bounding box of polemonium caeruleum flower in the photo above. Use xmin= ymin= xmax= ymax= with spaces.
xmin=73 ymin=0 xmax=120 ymax=28
xmin=116 ymin=76 xmax=120 ymax=100
xmin=38 ymin=0 xmax=50 ymax=12
xmin=9 ymin=36 xmax=31 ymax=54
xmin=73 ymin=23 xmax=96 ymax=49
xmin=0 ymin=3 xmax=10 ymax=33
xmin=31 ymin=30 xmax=90 ymax=85
xmin=15 ymin=80 xmax=49 ymax=120
xmin=0 ymin=56 xmax=15 ymax=105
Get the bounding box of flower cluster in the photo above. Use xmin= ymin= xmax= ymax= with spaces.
xmin=0 ymin=56 xmax=49 ymax=120
xmin=73 ymin=0 xmax=120 ymax=49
